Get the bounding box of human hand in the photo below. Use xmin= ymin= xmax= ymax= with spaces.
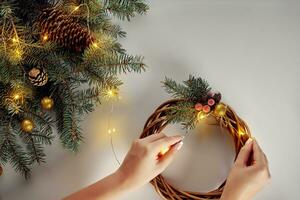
xmin=115 ymin=133 xmax=184 ymax=191
xmin=220 ymin=138 xmax=271 ymax=200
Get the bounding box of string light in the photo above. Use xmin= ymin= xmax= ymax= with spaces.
xmin=13 ymin=93 xmax=22 ymax=101
xmin=214 ymin=103 xmax=227 ymax=117
xmin=159 ymin=146 xmax=170 ymax=156
xmin=15 ymin=49 xmax=21 ymax=56
xmin=238 ymin=128 xmax=245 ymax=136
xmin=12 ymin=37 xmax=19 ymax=43
xmin=42 ymin=34 xmax=48 ymax=41
xmin=92 ymin=42 xmax=98 ymax=48
xmin=197 ymin=111 xmax=207 ymax=120
xmin=106 ymin=88 xmax=119 ymax=99
xmin=74 ymin=6 xmax=80 ymax=11
xmin=108 ymin=128 xmax=116 ymax=135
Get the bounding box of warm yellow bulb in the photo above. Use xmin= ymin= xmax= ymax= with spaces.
xmin=74 ymin=6 xmax=80 ymax=11
xmin=92 ymin=42 xmax=98 ymax=48
xmin=15 ymin=49 xmax=21 ymax=56
xmin=12 ymin=37 xmax=19 ymax=43
xmin=108 ymin=128 xmax=116 ymax=134
xmin=13 ymin=94 xmax=21 ymax=101
xmin=214 ymin=103 xmax=227 ymax=117
xmin=197 ymin=111 xmax=207 ymax=120
xmin=160 ymin=146 xmax=170 ymax=156
xmin=238 ymin=130 xmax=245 ymax=135
xmin=43 ymin=35 xmax=48 ymax=41
xmin=107 ymin=90 xmax=114 ymax=96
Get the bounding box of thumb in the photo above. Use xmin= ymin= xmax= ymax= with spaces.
xmin=235 ymin=138 xmax=253 ymax=167
xmin=158 ymin=141 xmax=183 ymax=170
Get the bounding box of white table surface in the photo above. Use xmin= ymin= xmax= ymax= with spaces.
xmin=1 ymin=0 xmax=300 ymax=199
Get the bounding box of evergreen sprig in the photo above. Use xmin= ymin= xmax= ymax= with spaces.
xmin=163 ymin=75 xmax=211 ymax=102
xmin=163 ymin=76 xmax=213 ymax=130
xmin=103 ymin=0 xmax=149 ymax=21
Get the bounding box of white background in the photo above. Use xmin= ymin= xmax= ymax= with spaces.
xmin=1 ymin=0 xmax=300 ymax=199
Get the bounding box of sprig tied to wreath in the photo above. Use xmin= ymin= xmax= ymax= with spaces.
xmin=163 ymin=75 xmax=224 ymax=129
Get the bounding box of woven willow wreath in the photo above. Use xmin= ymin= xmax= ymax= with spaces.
xmin=140 ymin=76 xmax=251 ymax=200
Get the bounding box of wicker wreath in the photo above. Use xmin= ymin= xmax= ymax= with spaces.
xmin=140 ymin=76 xmax=251 ymax=200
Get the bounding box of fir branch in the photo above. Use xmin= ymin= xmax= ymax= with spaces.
xmin=55 ymin=82 xmax=84 ymax=152
xmin=163 ymin=77 xmax=189 ymax=99
xmin=103 ymin=0 xmax=149 ymax=21
xmin=0 ymin=122 xmax=31 ymax=178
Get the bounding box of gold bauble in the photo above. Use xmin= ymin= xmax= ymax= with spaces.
xmin=214 ymin=103 xmax=227 ymax=116
xmin=21 ymin=119 xmax=34 ymax=133
xmin=41 ymin=96 xmax=54 ymax=110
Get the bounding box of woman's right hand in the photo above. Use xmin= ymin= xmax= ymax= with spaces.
xmin=220 ymin=138 xmax=271 ymax=200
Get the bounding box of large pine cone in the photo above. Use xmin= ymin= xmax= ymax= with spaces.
xmin=37 ymin=8 xmax=95 ymax=52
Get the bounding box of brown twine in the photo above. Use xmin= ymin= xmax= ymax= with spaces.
xmin=140 ymin=99 xmax=251 ymax=200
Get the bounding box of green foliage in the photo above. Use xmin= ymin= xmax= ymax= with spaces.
xmin=163 ymin=75 xmax=211 ymax=102
xmin=163 ymin=76 xmax=212 ymax=130
xmin=102 ymin=0 xmax=149 ymax=21
xmin=0 ymin=0 xmax=147 ymax=178
xmin=166 ymin=101 xmax=198 ymax=130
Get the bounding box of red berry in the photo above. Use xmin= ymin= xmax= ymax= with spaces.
xmin=203 ymin=105 xmax=211 ymax=113
xmin=207 ymin=98 xmax=215 ymax=106
xmin=194 ymin=103 xmax=203 ymax=111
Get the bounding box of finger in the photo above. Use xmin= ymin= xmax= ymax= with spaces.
xmin=252 ymin=139 xmax=267 ymax=164
xmin=235 ymin=138 xmax=253 ymax=166
xmin=158 ymin=141 xmax=183 ymax=169
xmin=140 ymin=132 xmax=166 ymax=143
xmin=152 ymin=135 xmax=184 ymax=153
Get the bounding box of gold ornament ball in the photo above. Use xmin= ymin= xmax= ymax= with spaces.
xmin=214 ymin=103 xmax=227 ymax=116
xmin=21 ymin=119 xmax=34 ymax=133
xmin=41 ymin=96 xmax=54 ymax=110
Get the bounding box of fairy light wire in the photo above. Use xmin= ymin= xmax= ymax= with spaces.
xmin=106 ymin=92 xmax=121 ymax=166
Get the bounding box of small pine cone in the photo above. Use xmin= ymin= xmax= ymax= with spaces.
xmin=213 ymin=92 xmax=222 ymax=103
xmin=37 ymin=8 xmax=95 ymax=52
xmin=28 ymin=67 xmax=48 ymax=86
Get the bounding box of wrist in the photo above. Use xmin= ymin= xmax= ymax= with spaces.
xmin=114 ymin=168 xmax=136 ymax=192
xmin=220 ymin=190 xmax=241 ymax=200
xmin=220 ymin=190 xmax=251 ymax=200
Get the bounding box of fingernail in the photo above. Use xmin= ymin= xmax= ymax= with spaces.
xmin=245 ymin=138 xmax=253 ymax=145
xmin=175 ymin=141 xmax=183 ymax=150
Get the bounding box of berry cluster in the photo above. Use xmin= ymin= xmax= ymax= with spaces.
xmin=194 ymin=92 xmax=222 ymax=113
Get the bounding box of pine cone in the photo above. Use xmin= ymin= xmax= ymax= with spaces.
xmin=28 ymin=67 xmax=48 ymax=86
xmin=37 ymin=8 xmax=95 ymax=52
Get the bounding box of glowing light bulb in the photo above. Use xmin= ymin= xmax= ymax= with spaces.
xmin=197 ymin=111 xmax=207 ymax=120
xmin=43 ymin=35 xmax=48 ymax=41
xmin=12 ymin=37 xmax=19 ymax=43
xmin=238 ymin=130 xmax=245 ymax=136
xmin=107 ymin=90 xmax=114 ymax=97
xmin=160 ymin=146 xmax=170 ymax=156
xmin=13 ymin=94 xmax=21 ymax=101
xmin=74 ymin=6 xmax=80 ymax=11
xmin=214 ymin=103 xmax=227 ymax=117
xmin=108 ymin=128 xmax=116 ymax=134
xmin=92 ymin=42 xmax=98 ymax=48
